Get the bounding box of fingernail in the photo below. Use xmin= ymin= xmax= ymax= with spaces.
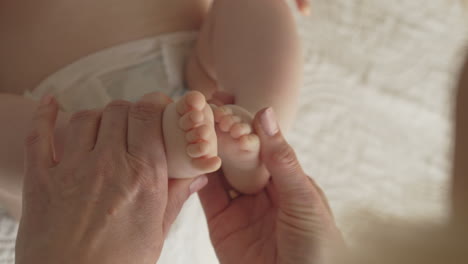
xmin=40 ymin=95 xmax=54 ymax=106
xmin=260 ymin=107 xmax=279 ymax=136
xmin=189 ymin=175 xmax=208 ymax=194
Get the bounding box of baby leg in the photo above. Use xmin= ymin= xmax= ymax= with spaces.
xmin=187 ymin=0 xmax=302 ymax=130
xmin=186 ymin=0 xmax=302 ymax=193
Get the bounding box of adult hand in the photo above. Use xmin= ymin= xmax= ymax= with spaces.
xmin=199 ymin=107 xmax=343 ymax=264
xmin=16 ymin=93 xmax=208 ymax=264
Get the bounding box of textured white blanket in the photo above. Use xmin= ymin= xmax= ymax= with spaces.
xmin=1 ymin=0 xmax=467 ymax=263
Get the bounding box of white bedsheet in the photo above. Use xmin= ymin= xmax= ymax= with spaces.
xmin=1 ymin=0 xmax=467 ymax=262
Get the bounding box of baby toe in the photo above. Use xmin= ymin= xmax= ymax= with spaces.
xmin=179 ymin=110 xmax=205 ymax=131
xmin=219 ymin=115 xmax=241 ymax=132
xmin=214 ymin=106 xmax=233 ymax=123
xmin=176 ymin=91 xmax=206 ymax=115
xmin=230 ymin=122 xmax=252 ymax=139
xmin=239 ymin=134 xmax=260 ymax=152
xmin=185 ymin=125 xmax=212 ymax=143
xmin=191 ymin=156 xmax=222 ymax=172
xmin=185 ymin=91 xmax=206 ymax=110
xmin=187 ymin=141 xmax=211 ymax=158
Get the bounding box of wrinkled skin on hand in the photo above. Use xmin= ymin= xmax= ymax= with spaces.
xmin=199 ymin=107 xmax=344 ymax=264
xmin=16 ymin=93 xmax=206 ymax=264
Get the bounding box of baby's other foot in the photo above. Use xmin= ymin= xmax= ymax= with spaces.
xmin=213 ymin=105 xmax=269 ymax=194
xmin=163 ymin=91 xmax=221 ymax=178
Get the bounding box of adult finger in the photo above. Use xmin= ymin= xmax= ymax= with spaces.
xmin=24 ymin=95 xmax=59 ymax=171
xmin=163 ymin=175 xmax=209 ymax=237
xmin=127 ymin=92 xmax=171 ymax=167
xmin=95 ymin=100 xmax=131 ymax=150
xmin=198 ymin=171 xmax=231 ymax=221
xmin=253 ymin=108 xmax=321 ymax=203
xmin=295 ymin=0 xmax=310 ymax=16
xmin=255 ymin=108 xmax=345 ymax=247
xmin=62 ymin=109 xmax=102 ymax=162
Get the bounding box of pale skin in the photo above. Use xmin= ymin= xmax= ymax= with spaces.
xmin=16 ymin=94 xmax=210 ymax=264
xmin=0 ymin=0 xmax=304 ymax=218
xmin=0 ymin=90 xmax=224 ymax=220
xmin=199 ymin=107 xmax=344 ymax=264
xmin=16 ymin=64 xmax=468 ymax=264
xmin=186 ymin=0 xmax=303 ymax=193
xmin=12 ymin=2 xmax=468 ymax=263
xmin=0 ymin=0 xmax=212 ymax=219
xmin=18 ymin=93 xmax=343 ymax=264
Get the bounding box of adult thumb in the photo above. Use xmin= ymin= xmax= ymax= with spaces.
xmin=253 ymin=108 xmax=313 ymax=198
xmin=254 ymin=108 xmax=339 ymax=234
xmin=163 ymin=175 xmax=208 ymax=236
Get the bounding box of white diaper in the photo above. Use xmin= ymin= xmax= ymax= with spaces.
xmin=25 ymin=32 xmax=197 ymax=110
xmin=23 ymin=32 xmax=218 ymax=264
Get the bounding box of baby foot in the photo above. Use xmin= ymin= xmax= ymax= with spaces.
xmin=163 ymin=91 xmax=221 ymax=178
xmin=213 ymin=105 xmax=269 ymax=194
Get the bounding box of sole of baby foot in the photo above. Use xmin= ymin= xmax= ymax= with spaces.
xmin=213 ymin=104 xmax=270 ymax=194
xmin=163 ymin=91 xmax=221 ymax=179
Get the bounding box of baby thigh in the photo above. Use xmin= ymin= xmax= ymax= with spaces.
xmin=211 ymin=0 xmax=303 ymax=130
